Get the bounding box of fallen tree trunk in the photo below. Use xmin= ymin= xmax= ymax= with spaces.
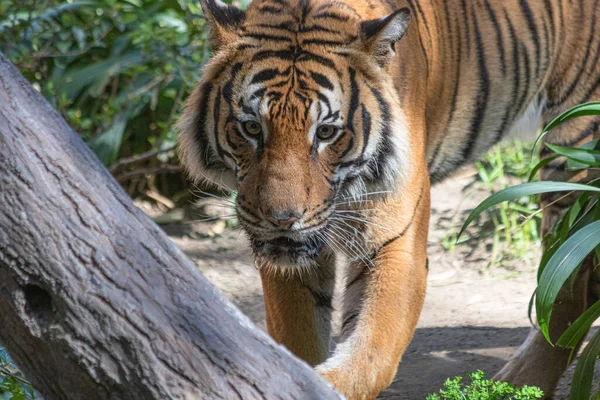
xmin=0 ymin=52 xmax=340 ymax=400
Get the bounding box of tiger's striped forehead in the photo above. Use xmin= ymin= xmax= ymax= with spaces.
xmin=243 ymin=0 xmax=362 ymax=42
xmin=226 ymin=0 xmax=366 ymax=127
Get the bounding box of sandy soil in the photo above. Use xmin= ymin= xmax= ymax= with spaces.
xmin=162 ymin=173 xmax=598 ymax=399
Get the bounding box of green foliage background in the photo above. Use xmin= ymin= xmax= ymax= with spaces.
xmin=1 ymin=0 xmax=247 ymax=198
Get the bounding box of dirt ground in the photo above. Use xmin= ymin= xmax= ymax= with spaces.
xmin=161 ymin=173 xmax=599 ymax=399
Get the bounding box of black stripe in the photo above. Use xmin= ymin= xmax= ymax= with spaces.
xmin=310 ymin=71 xmax=334 ymax=90
xmin=253 ymin=22 xmax=296 ymax=31
xmin=294 ymin=92 xmax=308 ymax=103
xmin=251 ymin=87 xmax=267 ymax=100
xmin=223 ymin=63 xmax=242 ymax=104
xmin=326 ymin=110 xmax=340 ymax=121
xmin=316 ymin=92 xmax=332 ymax=114
xmin=406 ymin=0 xmax=432 ymax=48
xmin=518 ymin=0 xmax=541 ymax=78
xmin=483 ymin=0 xmax=506 ymax=75
xmin=299 ymin=0 xmax=311 ymax=23
xmin=339 ymin=136 xmax=355 ymax=159
xmin=371 ymin=187 xmax=425 ymax=260
xmin=540 ymin=13 xmax=550 ymax=72
xmin=296 ymin=51 xmax=336 ymax=70
xmin=315 ymin=1 xmax=357 ymax=14
xmin=582 ymin=74 xmax=600 ymax=103
xmin=299 ymin=24 xmax=339 ymax=34
xmin=336 ymin=156 xmax=367 ymax=170
xmin=367 ymin=86 xmax=393 ymax=182
xmin=225 ymin=130 xmax=238 ymax=151
xmin=516 ymin=42 xmax=531 ymax=114
xmin=241 ymin=104 xmax=256 ymax=116
xmin=251 ymin=69 xmax=280 ymax=84
xmin=459 ymin=0 xmax=471 ymax=54
xmin=257 ymin=5 xmax=283 ymax=14
xmin=505 ymin=10 xmax=520 ymax=123
xmin=196 ymin=83 xmax=215 ymax=165
xmin=302 ymin=38 xmax=350 ymax=46
xmin=237 ymin=44 xmax=259 ymax=51
xmin=347 ymin=68 xmax=360 ymax=133
xmin=243 ymin=33 xmax=292 ymax=42
xmin=252 ymin=49 xmax=295 ymax=62
xmin=212 ymin=88 xmax=226 ymax=161
xmin=342 ymin=311 xmax=359 ymax=330
xmin=313 ymin=12 xmax=349 ymax=22
xmin=544 ymin=0 xmax=555 ymax=48
xmin=461 ymin=7 xmax=490 ymax=160
xmin=360 ymin=104 xmax=371 ymax=158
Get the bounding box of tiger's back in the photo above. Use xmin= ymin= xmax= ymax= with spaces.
xmin=392 ymin=0 xmax=600 ymax=182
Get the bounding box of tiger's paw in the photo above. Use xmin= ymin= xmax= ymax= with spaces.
xmin=494 ymin=327 xmax=569 ymax=397
xmin=316 ymin=359 xmax=395 ymax=400
xmin=317 ymin=366 xmax=363 ymax=400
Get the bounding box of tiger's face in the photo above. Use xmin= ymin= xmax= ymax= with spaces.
xmin=178 ymin=0 xmax=412 ymax=268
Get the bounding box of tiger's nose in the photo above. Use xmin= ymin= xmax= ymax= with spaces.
xmin=266 ymin=210 xmax=301 ymax=228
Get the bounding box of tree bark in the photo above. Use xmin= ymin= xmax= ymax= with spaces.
xmin=0 ymin=52 xmax=340 ymax=400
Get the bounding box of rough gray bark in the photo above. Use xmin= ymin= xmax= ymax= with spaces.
xmin=0 ymin=52 xmax=340 ymax=400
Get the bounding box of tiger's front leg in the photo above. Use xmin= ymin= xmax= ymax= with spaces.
xmin=259 ymin=256 xmax=336 ymax=367
xmin=317 ymin=181 xmax=430 ymax=400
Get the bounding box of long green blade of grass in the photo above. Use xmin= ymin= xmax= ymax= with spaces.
xmin=528 ymin=155 xmax=559 ymax=182
xmin=536 ymin=220 xmax=600 ymax=341
xmin=458 ymin=182 xmax=600 ymax=239
xmin=545 ymin=144 xmax=600 ymax=167
xmin=557 ymin=299 xmax=600 ymax=348
xmin=533 ymin=102 xmax=600 ymax=152
xmin=570 ymin=328 xmax=600 ymax=400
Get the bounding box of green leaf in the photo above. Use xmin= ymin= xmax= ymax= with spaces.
xmin=93 ymin=118 xmax=128 ymax=166
xmin=527 ymin=290 xmax=536 ymax=327
xmin=528 ymin=155 xmax=559 ymax=182
xmin=533 ymin=102 xmax=600 ymax=152
xmin=566 ymin=140 xmax=600 ymax=170
xmin=536 ymin=221 xmax=600 ymax=341
xmin=570 ymin=329 xmax=600 ymax=400
xmin=557 ymin=299 xmax=600 ymax=348
xmin=546 ymin=143 xmax=600 ymax=167
xmin=458 ymin=182 xmax=600 ymax=239
xmin=57 ymin=51 xmax=142 ymax=99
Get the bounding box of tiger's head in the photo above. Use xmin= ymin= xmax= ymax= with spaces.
xmin=178 ymin=0 xmax=412 ymax=268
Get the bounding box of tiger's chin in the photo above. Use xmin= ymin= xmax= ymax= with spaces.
xmin=250 ymin=235 xmax=327 ymax=270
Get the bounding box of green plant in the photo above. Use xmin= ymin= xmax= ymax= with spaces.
xmin=0 ymin=347 xmax=35 ymax=399
xmin=441 ymin=140 xmax=541 ymax=268
xmin=461 ymin=102 xmax=600 ymax=399
xmin=475 ymin=140 xmax=541 ymax=257
xmin=426 ymin=370 xmax=543 ymax=400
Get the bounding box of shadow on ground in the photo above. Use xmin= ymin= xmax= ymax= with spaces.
xmin=382 ymin=326 xmax=529 ymax=398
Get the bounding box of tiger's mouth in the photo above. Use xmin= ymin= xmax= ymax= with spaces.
xmin=250 ymin=234 xmax=327 ymax=267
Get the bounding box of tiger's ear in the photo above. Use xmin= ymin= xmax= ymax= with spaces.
xmin=200 ymin=0 xmax=246 ymax=49
xmin=360 ymin=8 xmax=411 ymax=67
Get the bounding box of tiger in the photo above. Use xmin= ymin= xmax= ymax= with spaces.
xmin=176 ymin=0 xmax=600 ymax=398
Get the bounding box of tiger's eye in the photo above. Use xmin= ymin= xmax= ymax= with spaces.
xmin=316 ymin=125 xmax=337 ymax=141
xmin=243 ymin=121 xmax=262 ymax=136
